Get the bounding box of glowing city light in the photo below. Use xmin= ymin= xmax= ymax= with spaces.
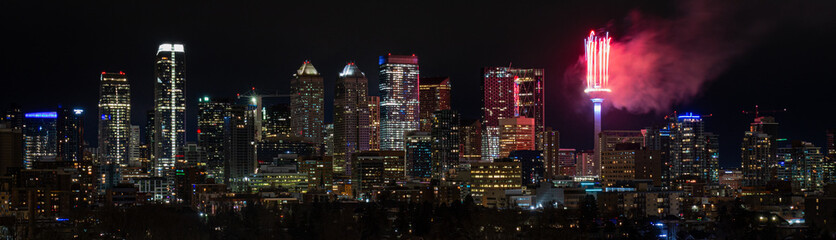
xmin=585 ymin=30 xmax=611 ymax=168
xmin=513 ymin=76 xmax=520 ymax=117
xmin=24 ymin=112 xmax=57 ymax=119
xmin=678 ymin=112 xmax=701 ymax=119
xmin=157 ymin=43 xmax=185 ymax=54
xmin=584 ymin=30 xmax=612 ymax=93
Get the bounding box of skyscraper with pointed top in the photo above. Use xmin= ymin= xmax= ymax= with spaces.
xmin=291 ymin=61 xmax=324 ymax=146
xmin=379 ymin=54 xmax=420 ymax=151
xmin=334 ymin=63 xmax=370 ymax=174
xmin=153 ymin=43 xmax=186 ymax=181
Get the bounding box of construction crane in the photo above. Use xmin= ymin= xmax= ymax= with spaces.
xmin=741 ymin=105 xmax=787 ymax=118
xmin=669 ymin=111 xmax=713 ymax=119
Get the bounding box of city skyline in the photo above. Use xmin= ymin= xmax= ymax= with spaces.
xmin=2 ymin=1 xmax=836 ymax=239
xmin=2 ymin=1 xmax=834 ymax=169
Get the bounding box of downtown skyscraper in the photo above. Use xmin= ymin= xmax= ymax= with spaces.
xmin=459 ymin=118 xmax=482 ymax=162
xmin=481 ymin=67 xmax=544 ymax=132
xmin=431 ymin=109 xmax=459 ymax=180
xmin=56 ymin=107 xmax=84 ymax=163
xmin=333 ymin=63 xmax=370 ymax=174
xmin=419 ymin=77 xmax=451 ymax=132
xmin=153 ymin=44 xmax=186 ymax=178
xmin=742 ymin=131 xmax=771 ymax=186
xmin=263 ymin=103 xmax=291 ymax=139
xmin=536 ymin=127 xmax=559 ymax=178
xmin=22 ymin=112 xmax=56 ymax=168
xmin=291 ymin=61 xmax=324 ymax=145
xmin=98 ymin=72 xmax=131 ymax=166
xmin=643 ymin=126 xmax=671 ymax=186
xmin=367 ymin=96 xmax=381 ymax=151
xmin=198 ymin=97 xmax=231 ymax=176
xmin=379 ymin=54 xmax=419 ymax=151
xmin=742 ymin=116 xmax=779 ymax=187
xmin=498 ymin=117 xmax=535 ymax=158
xmin=512 ymin=69 xmax=545 ymax=135
xmin=669 ymin=113 xmax=719 ymax=186
xmin=779 ymin=140 xmax=825 ymax=191
xmin=406 ymin=131 xmax=432 ymax=179
xmin=482 ymin=67 xmax=544 ymax=160
xmin=224 ymin=105 xmax=256 ymax=192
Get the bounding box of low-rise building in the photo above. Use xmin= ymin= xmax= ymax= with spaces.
xmin=469 ymin=159 xmax=521 ymax=206
xmin=351 ymin=151 xmax=406 ymax=199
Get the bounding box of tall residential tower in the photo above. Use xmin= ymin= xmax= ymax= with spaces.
xmin=153 ymin=44 xmax=186 ymax=179
xmin=198 ymin=97 xmax=231 ymax=176
xmin=670 ymin=113 xmax=719 ymax=185
xmin=56 ymin=107 xmax=84 ymax=163
xmin=98 ymin=72 xmax=131 ymax=166
xmin=22 ymin=112 xmax=56 ymax=168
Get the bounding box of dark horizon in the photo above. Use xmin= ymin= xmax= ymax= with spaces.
xmin=2 ymin=1 xmax=835 ymax=169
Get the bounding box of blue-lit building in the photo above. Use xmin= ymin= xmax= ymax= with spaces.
xmin=23 ymin=111 xmax=57 ymax=169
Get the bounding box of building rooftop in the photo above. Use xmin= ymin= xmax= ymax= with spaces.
xmin=296 ymin=61 xmax=320 ymax=76
xmin=339 ymin=63 xmax=364 ymax=78
xmin=420 ymin=77 xmax=449 ymax=86
xmin=379 ymin=54 xmax=418 ymax=65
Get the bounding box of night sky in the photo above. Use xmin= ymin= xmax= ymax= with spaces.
xmin=2 ymin=1 xmax=834 ymax=168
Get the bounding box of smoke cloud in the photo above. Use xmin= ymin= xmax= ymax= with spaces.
xmin=590 ymin=1 xmax=819 ymax=113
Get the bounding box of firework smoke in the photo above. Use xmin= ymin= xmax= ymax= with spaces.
xmin=584 ymin=1 xmax=831 ymax=113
